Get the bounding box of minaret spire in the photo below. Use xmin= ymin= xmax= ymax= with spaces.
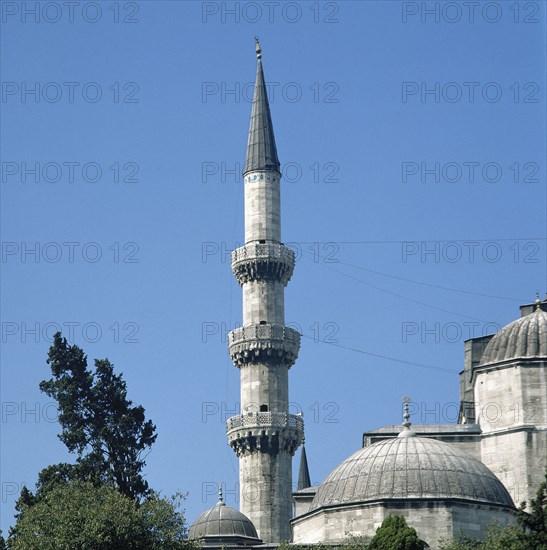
xmin=226 ymin=42 xmax=303 ymax=543
xmin=297 ymin=445 xmax=312 ymax=490
xmin=243 ymin=39 xmax=280 ymax=177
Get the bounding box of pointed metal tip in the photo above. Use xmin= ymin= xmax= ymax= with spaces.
xmin=255 ymin=36 xmax=262 ymax=60
xmin=218 ymin=482 xmax=224 ymax=503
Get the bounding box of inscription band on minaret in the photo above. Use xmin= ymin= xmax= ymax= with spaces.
xmin=225 ymin=40 xmax=304 ymax=543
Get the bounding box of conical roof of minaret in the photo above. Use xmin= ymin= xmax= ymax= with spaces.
xmin=297 ymin=445 xmax=311 ymax=490
xmin=243 ymin=40 xmax=280 ymax=176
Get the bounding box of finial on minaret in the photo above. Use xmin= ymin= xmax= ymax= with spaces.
xmin=398 ymin=396 xmax=416 ymax=438
xmin=255 ymin=36 xmax=262 ymax=60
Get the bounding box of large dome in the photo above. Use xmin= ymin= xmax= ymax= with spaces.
xmin=311 ymin=434 xmax=514 ymax=511
xmin=188 ymin=498 xmax=260 ymax=542
xmin=480 ymin=307 xmax=547 ymax=365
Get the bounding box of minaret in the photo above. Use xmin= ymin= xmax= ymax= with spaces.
xmin=226 ymin=40 xmax=304 ymax=542
xmin=297 ymin=445 xmax=311 ymax=491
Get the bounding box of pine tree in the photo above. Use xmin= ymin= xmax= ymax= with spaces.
xmin=36 ymin=332 xmax=157 ymax=501
xmin=368 ymin=515 xmax=426 ymax=550
xmin=517 ymin=469 xmax=547 ymax=549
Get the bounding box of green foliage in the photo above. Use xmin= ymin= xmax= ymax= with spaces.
xmin=439 ymin=524 xmax=528 ymax=550
xmin=139 ymin=491 xmax=192 ymax=549
xmin=7 ymin=481 xmax=190 ymax=550
xmin=517 ymin=469 xmax=547 ymax=549
xmin=341 ymin=534 xmax=371 ymax=550
xmin=278 ymin=542 xmax=369 ymax=550
xmin=278 ymin=544 xmax=334 ymax=550
xmin=438 ymin=533 xmax=481 ymax=550
xmin=440 ymin=470 xmax=547 ymax=550
xmin=7 ymin=333 xmax=188 ymax=548
xmin=37 ymin=332 xmax=157 ymax=501
xmin=471 ymin=524 xmax=529 ymax=549
xmin=278 ymin=520 xmax=422 ymax=550
xmin=14 ymin=462 xmax=103 ymax=517
xmin=368 ymin=515 xmax=426 ymax=550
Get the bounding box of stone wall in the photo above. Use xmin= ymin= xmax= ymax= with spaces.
xmin=475 ymin=360 xmax=547 ymax=506
xmin=292 ymin=500 xmax=515 ymax=549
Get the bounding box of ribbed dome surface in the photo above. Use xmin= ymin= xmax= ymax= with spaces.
xmin=311 ymin=436 xmax=513 ymax=510
xmin=480 ymin=308 xmax=547 ymax=365
xmin=188 ymin=501 xmax=259 ymax=540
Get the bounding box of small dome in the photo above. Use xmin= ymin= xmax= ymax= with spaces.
xmin=188 ymin=499 xmax=260 ymax=542
xmin=480 ymin=307 xmax=547 ymax=365
xmin=311 ymin=435 xmax=513 ymax=511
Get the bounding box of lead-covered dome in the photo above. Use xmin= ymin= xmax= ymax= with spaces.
xmin=188 ymin=494 xmax=260 ymax=544
xmin=311 ymin=434 xmax=514 ymax=511
xmin=480 ymin=307 xmax=547 ymax=365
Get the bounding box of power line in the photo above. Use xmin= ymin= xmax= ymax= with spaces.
xmin=291 ymin=238 xmax=547 ymax=244
xmin=334 ymin=260 xmax=525 ymax=302
xmin=299 ymin=252 xmax=496 ymax=323
xmin=300 ymin=333 xmax=458 ymax=375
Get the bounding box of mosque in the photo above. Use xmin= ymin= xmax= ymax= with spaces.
xmin=188 ymin=42 xmax=547 ymax=549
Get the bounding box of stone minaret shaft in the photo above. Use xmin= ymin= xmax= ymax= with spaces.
xmin=226 ymin=41 xmax=303 ymax=543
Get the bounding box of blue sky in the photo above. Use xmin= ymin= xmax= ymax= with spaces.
xmin=1 ymin=0 xmax=546 ymax=535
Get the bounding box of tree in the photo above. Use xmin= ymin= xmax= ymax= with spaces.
xmin=439 ymin=470 xmax=547 ymax=550
xmin=37 ymin=332 xmax=157 ymax=501
xmin=368 ymin=515 xmax=426 ymax=550
xmin=7 ymin=481 xmax=191 ymax=550
xmin=7 ymin=334 xmax=191 ymax=547
xmin=439 ymin=524 xmax=528 ymax=550
xmin=517 ymin=469 xmax=547 ymax=549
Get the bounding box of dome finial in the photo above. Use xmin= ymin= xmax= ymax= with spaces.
xmin=402 ymin=396 xmax=411 ymax=429
xmin=398 ymin=396 xmax=416 ymax=438
xmin=218 ymin=482 xmax=224 ymax=504
xmin=255 ymin=36 xmax=262 ymax=60
xmin=535 ymin=291 xmax=541 ymax=310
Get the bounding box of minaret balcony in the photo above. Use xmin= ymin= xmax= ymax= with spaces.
xmin=228 ymin=324 xmax=300 ymax=368
xmin=226 ymin=412 xmax=304 ymax=456
xmin=232 ymin=243 xmax=295 ymax=286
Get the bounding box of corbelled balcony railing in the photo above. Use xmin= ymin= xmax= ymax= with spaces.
xmin=228 ymin=323 xmax=300 ymax=367
xmin=226 ymin=412 xmax=304 ymax=456
xmin=231 ymin=243 xmax=295 ymax=286
xmin=226 ymin=412 xmax=304 ymax=432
